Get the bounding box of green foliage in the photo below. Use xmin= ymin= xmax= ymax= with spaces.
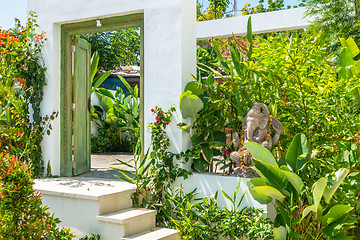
xmin=90 ymin=51 xmax=112 ymax=95
xmin=162 ymin=185 xmax=272 ymax=240
xmin=113 ymin=106 xmax=191 ymax=223
xmin=197 ymin=0 xmax=230 ymax=20
xmin=92 ymin=76 xmax=140 ymax=153
xmin=81 ymin=28 xmax=140 ymax=71
xmin=305 ymin=0 xmax=360 ymax=53
xmin=245 ymin=135 xmax=356 ymax=239
xmin=179 ymin=17 xmax=256 ymax=173
xmin=79 ymin=234 xmax=101 ymax=240
xmin=0 ymin=12 xmax=57 ymax=177
xmin=0 ymin=153 xmax=75 ymax=239
xmin=240 ymin=0 xmax=307 ymax=15
xmin=112 ymin=138 xmax=153 ymax=207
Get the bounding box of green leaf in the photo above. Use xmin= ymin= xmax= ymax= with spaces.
xmin=191 ymin=133 xmax=205 ymax=146
xmin=339 ymin=47 xmax=354 ymax=79
xmin=244 ymin=142 xmax=277 ymax=166
xmin=247 ymin=178 xmax=270 ymax=204
xmin=285 ymin=133 xmax=310 ymax=171
xmin=184 ymin=81 xmax=205 ymax=96
xmin=312 ymin=177 xmax=327 ymax=212
xmin=346 ymin=37 xmax=360 ymax=58
xmin=211 ymin=131 xmax=226 ymax=144
xmin=222 ymin=190 xmax=233 ymax=203
xmin=323 ymin=168 xmax=349 ymax=204
xmin=246 ymin=16 xmax=253 ymax=60
xmin=302 ymin=205 xmax=315 ymax=221
xmin=90 ymin=51 xmax=99 ymax=81
xmin=252 ymin=186 xmax=286 ymax=202
xmin=201 ymin=144 xmax=213 ymax=163
xmin=212 ymin=40 xmax=223 ymax=61
xmin=179 ymin=90 xmax=204 ymax=119
xmin=205 ymin=73 xmax=214 ymax=85
xmin=91 ymin=71 xmax=112 ymax=95
xmin=281 ymin=170 xmax=303 ymax=195
xmin=320 ymin=205 xmax=353 ymax=225
xmin=273 ymin=226 xmax=287 ymax=240
xmin=177 ymin=123 xmax=191 ymax=132
xmin=118 ymin=75 xmax=136 ymax=97
xmin=193 ymin=155 xmax=209 ymax=172
xmin=97 ymin=88 xmax=115 ymax=99
xmin=252 ymin=159 xmax=288 ymax=191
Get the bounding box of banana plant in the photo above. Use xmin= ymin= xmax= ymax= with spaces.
xmin=90 ymin=51 xmax=112 ymax=95
xmin=339 ymin=36 xmax=360 ymax=107
xmin=92 ymin=75 xmax=140 ymax=149
xmin=245 ymin=134 xmax=355 ymax=239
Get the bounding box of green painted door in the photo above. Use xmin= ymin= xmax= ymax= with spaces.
xmin=73 ymin=38 xmax=91 ymax=175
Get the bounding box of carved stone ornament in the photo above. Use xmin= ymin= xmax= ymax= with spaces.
xmin=230 ymin=103 xmax=282 ymax=178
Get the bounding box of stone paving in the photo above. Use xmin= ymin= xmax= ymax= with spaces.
xmin=78 ymin=152 xmax=135 ymax=180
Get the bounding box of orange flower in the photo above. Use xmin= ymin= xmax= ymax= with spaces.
xmin=17 ymin=131 xmax=22 ymax=137
xmin=17 ymin=78 xmax=26 ymax=85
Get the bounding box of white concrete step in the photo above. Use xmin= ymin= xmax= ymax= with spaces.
xmin=122 ymin=227 xmax=180 ymax=240
xmin=33 ymin=177 xmax=137 ymax=239
xmin=34 ymin=177 xmax=136 ymax=215
xmin=97 ymin=208 xmax=156 ymax=237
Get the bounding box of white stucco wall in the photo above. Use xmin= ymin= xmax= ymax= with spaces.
xmin=27 ymin=0 xmax=196 ymax=175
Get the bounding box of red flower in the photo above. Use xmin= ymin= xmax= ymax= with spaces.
xmin=17 ymin=78 xmax=26 ymax=85
xmin=151 ymin=108 xmax=155 ymax=112
xmin=165 ymin=122 xmax=170 ymax=125
xmin=225 ymin=148 xmax=230 ymax=156
xmin=17 ymin=131 xmax=22 ymax=137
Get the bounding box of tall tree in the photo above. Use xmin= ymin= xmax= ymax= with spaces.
xmin=305 ymin=0 xmax=360 ymax=53
xmin=197 ymin=0 xmax=231 ymax=21
xmin=81 ymin=28 xmax=140 ymax=71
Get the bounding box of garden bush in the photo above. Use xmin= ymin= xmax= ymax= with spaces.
xmin=0 ymin=12 xmax=56 ymax=177
xmin=0 ymin=153 xmax=75 ymax=239
xmin=91 ymin=77 xmax=140 ymax=153
xmin=162 ymin=185 xmax=272 ymax=240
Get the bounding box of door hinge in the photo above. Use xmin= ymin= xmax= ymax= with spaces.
xmin=71 ymin=161 xmax=76 ymax=169
xmin=72 ymin=103 xmax=76 ymax=111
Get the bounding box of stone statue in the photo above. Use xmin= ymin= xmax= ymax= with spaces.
xmin=230 ymin=103 xmax=282 ymax=177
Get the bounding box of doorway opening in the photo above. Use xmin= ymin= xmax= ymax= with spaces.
xmin=60 ymin=14 xmax=144 ymax=177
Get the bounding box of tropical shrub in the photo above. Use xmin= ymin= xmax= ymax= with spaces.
xmin=0 ymin=153 xmax=75 ymax=239
xmin=162 ymin=185 xmax=272 ymax=240
xmin=245 ymin=134 xmax=355 ymax=239
xmin=92 ymin=76 xmax=140 ymax=152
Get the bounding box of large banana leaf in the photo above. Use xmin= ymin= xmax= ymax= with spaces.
xmin=285 ymin=133 xmax=310 ymax=171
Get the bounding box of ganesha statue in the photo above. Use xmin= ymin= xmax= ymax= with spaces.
xmin=230 ymin=103 xmax=282 ymax=177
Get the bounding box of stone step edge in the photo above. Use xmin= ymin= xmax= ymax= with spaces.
xmin=96 ymin=208 xmax=157 ymax=225
xmin=34 ymin=178 xmax=136 ymax=201
xmin=122 ymin=227 xmax=180 ymax=240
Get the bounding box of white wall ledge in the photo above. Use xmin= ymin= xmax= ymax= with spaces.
xmin=197 ymin=7 xmax=314 ymax=40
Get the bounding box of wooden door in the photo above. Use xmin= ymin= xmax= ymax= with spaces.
xmin=73 ymin=38 xmax=91 ymax=175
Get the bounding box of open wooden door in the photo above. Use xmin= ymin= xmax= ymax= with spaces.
xmin=72 ymin=37 xmax=91 ymax=175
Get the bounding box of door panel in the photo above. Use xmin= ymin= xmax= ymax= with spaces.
xmin=73 ymin=38 xmax=91 ymax=175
